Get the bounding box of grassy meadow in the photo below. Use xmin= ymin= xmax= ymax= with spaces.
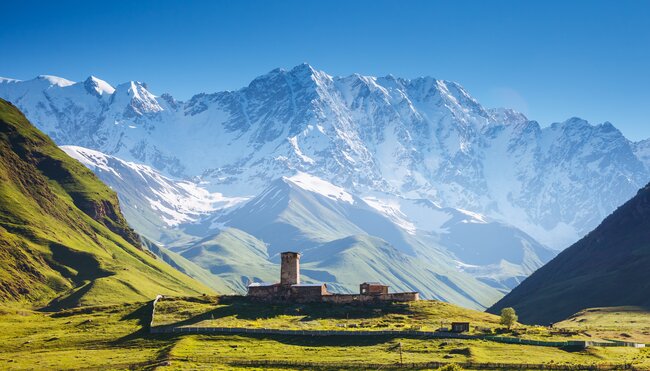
xmin=1 ymin=297 xmax=650 ymax=370
xmin=152 ymin=296 xmax=501 ymax=332
xmin=0 ymin=297 xmax=650 ymax=370
xmin=154 ymin=296 xmax=633 ymax=343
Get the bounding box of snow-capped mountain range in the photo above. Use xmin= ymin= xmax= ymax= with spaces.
xmin=1 ymin=64 xmax=648 ymax=307
xmin=2 ymin=64 xmax=648 ymax=250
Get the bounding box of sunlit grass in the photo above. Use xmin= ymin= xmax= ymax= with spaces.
xmin=1 ymin=300 xmax=649 ymax=370
xmin=153 ymin=296 xmax=502 ymax=333
xmin=555 ymin=306 xmax=650 ymax=343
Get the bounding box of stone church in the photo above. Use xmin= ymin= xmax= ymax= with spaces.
xmin=247 ymin=251 xmax=419 ymax=303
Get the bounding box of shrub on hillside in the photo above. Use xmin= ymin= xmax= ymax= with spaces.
xmin=437 ymin=364 xmax=464 ymax=371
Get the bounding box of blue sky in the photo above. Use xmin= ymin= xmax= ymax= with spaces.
xmin=2 ymin=0 xmax=649 ymax=139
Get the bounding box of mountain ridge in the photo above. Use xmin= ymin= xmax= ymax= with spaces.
xmin=2 ymin=65 xmax=647 ymax=250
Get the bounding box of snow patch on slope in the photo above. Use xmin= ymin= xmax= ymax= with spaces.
xmin=65 ymin=144 xmax=123 ymax=179
xmin=363 ymin=194 xmax=488 ymax=234
xmin=0 ymin=77 xmax=21 ymax=84
xmin=284 ymin=172 xmax=354 ymax=204
xmin=456 ymin=209 xmax=488 ymax=223
xmin=62 ymin=145 xmax=247 ymax=226
xmin=362 ymin=197 xmax=417 ymax=234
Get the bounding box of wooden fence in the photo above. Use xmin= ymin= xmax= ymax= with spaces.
xmin=151 ymin=325 xmax=473 ymax=338
xmin=177 ymin=356 xmax=636 ymax=370
xmin=150 ymin=325 xmax=647 ymax=349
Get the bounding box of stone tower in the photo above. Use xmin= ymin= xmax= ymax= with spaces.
xmin=280 ymin=251 xmax=300 ymax=285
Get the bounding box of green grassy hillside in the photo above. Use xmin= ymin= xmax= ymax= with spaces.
xmin=301 ymin=235 xmax=500 ymax=309
xmin=141 ymin=237 xmax=233 ymax=294
xmin=0 ymin=99 xmax=213 ymax=308
xmin=1 ymin=299 xmax=646 ymax=370
xmin=489 ymin=182 xmax=650 ymax=325
xmin=219 ymin=178 xmax=503 ymax=309
xmin=177 ymin=227 xmax=279 ymax=292
xmin=555 ymin=306 xmax=650 ymax=343
xmin=153 ymin=296 xmax=502 ymax=331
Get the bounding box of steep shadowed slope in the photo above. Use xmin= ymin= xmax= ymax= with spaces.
xmin=488 ymin=183 xmax=650 ymax=324
xmin=0 ymin=99 xmax=212 ymax=308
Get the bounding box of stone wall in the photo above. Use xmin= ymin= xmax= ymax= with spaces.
xmin=248 ymin=284 xmax=284 ymax=299
xmin=290 ymin=285 xmax=327 ymax=302
xmin=360 ymin=283 xmax=389 ymax=295
xmin=384 ymin=292 xmax=420 ymax=302
xmin=248 ymin=283 xmax=329 ymax=303
xmin=322 ymin=292 xmax=419 ymax=304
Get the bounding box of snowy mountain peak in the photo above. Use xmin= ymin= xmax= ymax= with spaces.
xmin=488 ymin=107 xmax=529 ymax=126
xmin=0 ymin=77 xmax=21 ymax=84
xmin=83 ymin=76 xmax=115 ymax=96
xmin=114 ymin=80 xmax=148 ymax=93
xmin=289 ymin=63 xmax=332 ymax=83
xmin=550 ymin=117 xmax=627 ymax=141
xmin=35 ymin=75 xmax=75 ymax=87
xmin=251 ymin=63 xmax=329 ymax=90
xmin=112 ymin=81 xmax=163 ymax=115
xmin=598 ymin=121 xmax=618 ymax=133
xmin=561 ymin=116 xmax=590 ymax=127
xmin=290 ymin=62 xmax=317 ymax=74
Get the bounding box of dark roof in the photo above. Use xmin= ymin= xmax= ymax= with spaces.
xmin=248 ymin=282 xmax=278 ymax=287
xmin=362 ymin=282 xmax=387 ymax=286
xmin=281 ymin=251 xmax=300 ymax=256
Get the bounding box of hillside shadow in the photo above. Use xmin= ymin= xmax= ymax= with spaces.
xmin=109 ymin=298 xmax=423 ymax=351
xmin=121 ymin=300 xmax=153 ymax=326
xmin=112 ymin=301 xmax=155 ymax=344
xmin=558 ymin=345 xmax=589 ymax=353
xmin=39 ymin=243 xmax=116 ymax=312
xmin=48 ymin=243 xmax=113 ymax=283
xmin=161 ymin=297 xmax=413 ymax=328
xmin=233 ymin=333 xmax=396 ymax=347
xmin=41 ymin=281 xmax=96 ymax=312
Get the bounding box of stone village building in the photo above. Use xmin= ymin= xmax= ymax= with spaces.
xmin=247 ymin=251 xmax=419 ymax=303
